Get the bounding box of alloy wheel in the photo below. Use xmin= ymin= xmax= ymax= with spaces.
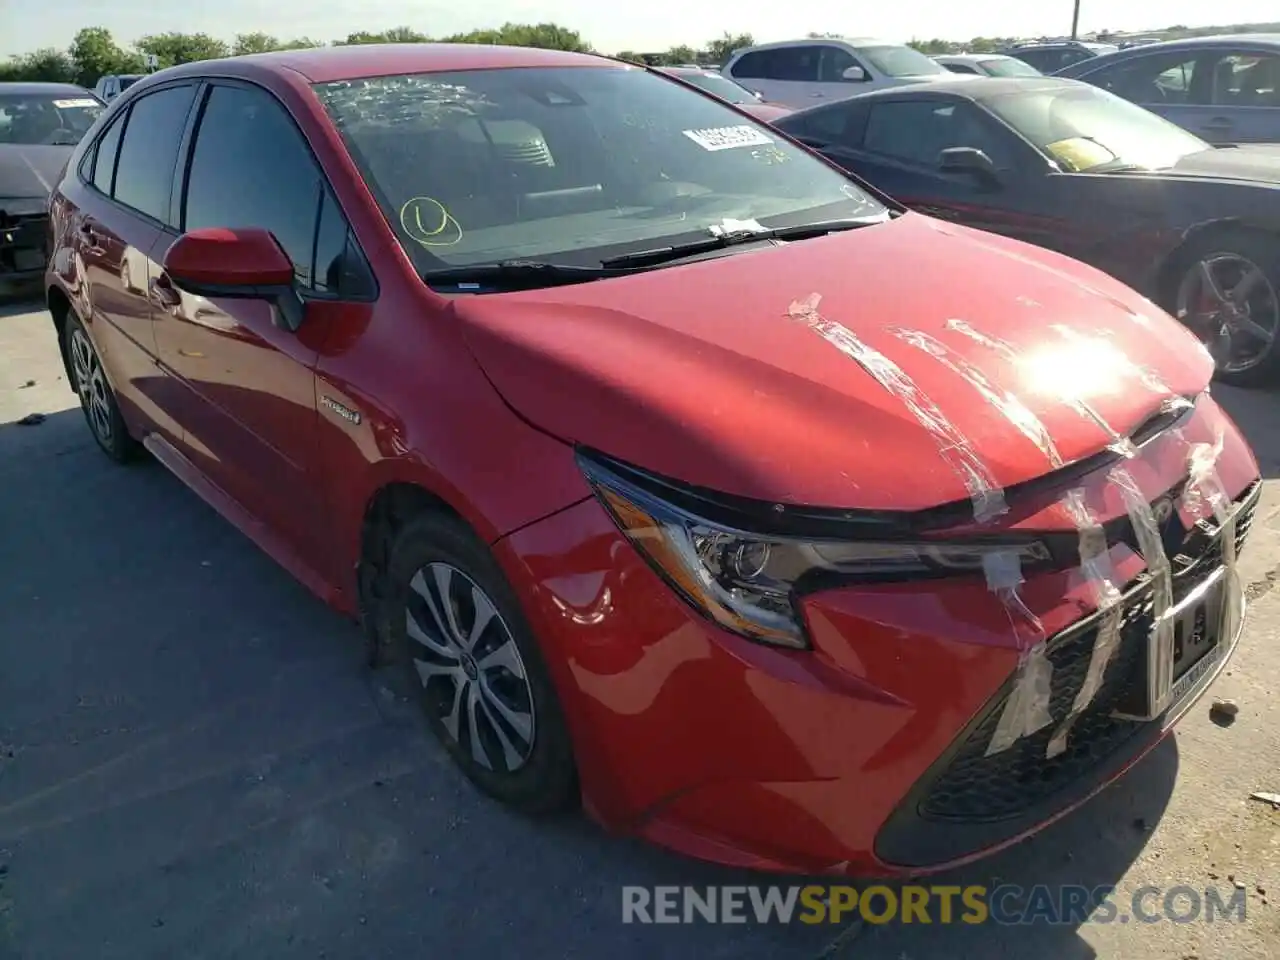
xmin=405 ymin=562 xmax=536 ymax=772
xmin=69 ymin=326 xmax=114 ymax=445
xmin=1175 ymin=252 xmax=1280 ymax=374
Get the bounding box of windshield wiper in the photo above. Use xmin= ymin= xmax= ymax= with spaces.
xmin=422 ymin=259 xmax=637 ymax=292
xmin=600 ymin=218 xmax=879 ymax=269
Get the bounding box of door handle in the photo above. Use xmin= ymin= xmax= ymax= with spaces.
xmin=1203 ymin=116 xmax=1234 ymax=129
xmin=153 ymin=272 xmax=182 ymax=309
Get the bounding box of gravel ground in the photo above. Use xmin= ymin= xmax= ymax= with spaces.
xmin=1 ymin=297 xmax=1278 ymax=959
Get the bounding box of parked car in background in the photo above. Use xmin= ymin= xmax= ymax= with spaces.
xmin=93 ymin=74 xmax=146 ymax=102
xmin=774 ymin=76 xmax=1280 ymax=385
xmin=1057 ymin=35 xmax=1280 ymax=144
xmin=1000 ymin=39 xmax=1119 ymax=74
xmin=0 ymin=82 xmax=104 ymax=292
xmin=933 ymin=54 xmax=1043 ymax=77
xmin=723 ymin=37 xmax=958 ymax=108
xmin=658 ymin=66 xmax=792 ymax=121
xmin=43 ymin=44 xmax=1260 ymax=877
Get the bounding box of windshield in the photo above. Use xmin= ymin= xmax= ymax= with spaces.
xmin=979 ymin=57 xmax=1042 ymax=78
xmin=858 ymin=45 xmax=946 ymax=78
xmin=677 ymin=72 xmax=756 ymax=104
xmin=986 ymin=84 xmax=1207 ymax=172
xmin=316 ymin=66 xmax=885 ymax=271
xmin=0 ymin=93 xmax=103 ymax=146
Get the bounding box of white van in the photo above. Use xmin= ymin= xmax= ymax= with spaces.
xmin=92 ymin=74 xmax=146 ymax=102
xmin=723 ymin=38 xmax=959 ymax=109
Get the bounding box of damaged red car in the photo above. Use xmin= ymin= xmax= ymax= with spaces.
xmin=45 ymin=44 xmax=1260 ymax=876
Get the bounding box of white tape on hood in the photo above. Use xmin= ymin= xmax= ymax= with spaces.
xmin=881 ymin=326 xmax=1057 ymax=752
xmin=787 ymin=294 xmax=1007 ymax=523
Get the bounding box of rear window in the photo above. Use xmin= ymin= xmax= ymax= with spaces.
xmin=316 ymin=66 xmax=885 ymax=272
xmin=857 ymin=45 xmax=946 ymax=78
xmin=0 ymin=93 xmax=103 ymax=145
xmin=979 ymin=57 xmax=1042 ymax=78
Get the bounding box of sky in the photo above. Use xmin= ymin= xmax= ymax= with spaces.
xmin=2 ymin=0 xmax=1278 ymax=58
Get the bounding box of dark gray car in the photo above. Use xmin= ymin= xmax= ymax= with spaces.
xmin=0 ymin=82 xmax=104 ymax=291
xmin=1058 ymin=35 xmax=1280 ymax=144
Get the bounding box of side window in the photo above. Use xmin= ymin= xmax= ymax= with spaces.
xmin=865 ymin=101 xmax=1014 ymax=169
xmin=1210 ymin=53 xmax=1280 ymax=107
xmin=786 ymin=104 xmax=851 ymax=143
xmin=112 ymin=85 xmax=197 ymax=223
xmin=730 ymin=51 xmax=768 ymax=80
xmin=771 ymin=46 xmax=822 ymax=82
xmin=183 ymin=84 xmax=326 ymax=289
xmin=312 ymin=189 xmax=374 ymax=298
xmin=820 ymin=46 xmax=868 ymax=82
xmin=945 ymin=63 xmax=981 ymax=75
xmin=1089 ymin=53 xmax=1201 ymax=105
xmin=86 ymin=109 xmax=125 ymax=191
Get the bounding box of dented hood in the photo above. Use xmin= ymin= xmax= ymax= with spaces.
xmin=454 ymin=213 xmax=1214 ymax=513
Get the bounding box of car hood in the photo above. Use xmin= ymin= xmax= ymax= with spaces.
xmin=454 ymin=213 xmax=1213 ymax=513
xmin=1165 ymin=145 xmax=1280 ymax=185
xmin=0 ymin=144 xmax=71 ymax=203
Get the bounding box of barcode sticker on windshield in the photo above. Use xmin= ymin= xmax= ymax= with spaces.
xmin=53 ymin=98 xmax=98 ymax=108
xmin=682 ymin=125 xmax=775 ymax=152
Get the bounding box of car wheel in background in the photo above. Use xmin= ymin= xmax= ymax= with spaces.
xmin=384 ymin=509 xmax=578 ymax=814
xmin=1166 ymin=229 xmax=1280 ymax=388
xmin=64 ymin=310 xmax=141 ymax=462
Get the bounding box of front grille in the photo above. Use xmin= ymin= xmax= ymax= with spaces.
xmin=0 ymin=210 xmax=49 ymax=274
xmin=919 ymin=481 xmax=1259 ymax=823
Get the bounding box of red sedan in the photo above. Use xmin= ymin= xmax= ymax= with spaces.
xmin=45 ymin=43 xmax=1260 ymax=876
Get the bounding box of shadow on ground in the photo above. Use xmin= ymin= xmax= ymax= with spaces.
xmin=0 ymin=407 xmax=1175 ymax=959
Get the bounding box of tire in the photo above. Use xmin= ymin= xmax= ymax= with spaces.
xmin=63 ymin=309 xmax=141 ymax=462
xmin=1161 ymin=228 xmax=1280 ymax=388
xmin=383 ymin=510 xmax=578 ymax=814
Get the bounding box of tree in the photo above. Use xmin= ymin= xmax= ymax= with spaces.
xmin=0 ymin=48 xmax=75 ymax=83
xmin=705 ymin=31 xmax=753 ymax=63
xmin=340 ymin=26 xmax=428 ymax=44
xmin=135 ymin=32 xmax=230 ymax=66
xmin=69 ymin=27 xmax=144 ymax=86
xmin=444 ymin=22 xmax=591 ymax=52
xmin=233 ymin=32 xmax=282 ymax=56
xmin=613 ymin=50 xmax=644 ymax=63
xmin=658 ymin=44 xmax=698 ymax=65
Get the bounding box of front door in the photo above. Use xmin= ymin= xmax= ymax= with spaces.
xmin=152 ymin=80 xmax=351 ymax=564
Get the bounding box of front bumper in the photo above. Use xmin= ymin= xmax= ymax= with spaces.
xmin=492 ymin=411 xmax=1260 ymax=876
xmin=0 ymin=206 xmax=49 ymax=286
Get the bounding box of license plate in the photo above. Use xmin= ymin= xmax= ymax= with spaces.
xmin=1113 ymin=566 xmax=1228 ymax=720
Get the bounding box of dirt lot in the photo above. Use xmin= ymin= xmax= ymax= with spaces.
xmin=1 ymin=296 xmax=1278 ymax=959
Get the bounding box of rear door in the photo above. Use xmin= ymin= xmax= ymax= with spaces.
xmin=1074 ymin=49 xmax=1211 ymax=133
xmin=727 ymin=46 xmax=824 ymax=108
xmin=152 ymin=79 xmax=375 ymax=565
xmin=70 ymin=82 xmax=197 ymax=443
xmin=1201 ymin=50 xmax=1280 ymax=143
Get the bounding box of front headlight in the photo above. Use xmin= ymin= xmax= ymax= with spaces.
xmin=582 ymin=455 xmax=1052 ymax=649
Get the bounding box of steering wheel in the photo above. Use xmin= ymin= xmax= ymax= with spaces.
xmin=40 ymin=127 xmax=79 ymax=146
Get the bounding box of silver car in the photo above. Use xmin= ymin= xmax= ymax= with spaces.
xmin=1058 ymin=35 xmax=1280 ymax=144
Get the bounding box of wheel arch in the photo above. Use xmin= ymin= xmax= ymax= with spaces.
xmin=1156 ymin=217 xmax=1280 ymax=307
xmin=45 ymin=283 xmax=74 ymax=382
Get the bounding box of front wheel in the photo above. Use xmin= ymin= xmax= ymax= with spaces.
xmin=1166 ymin=230 xmax=1280 ymax=388
xmin=384 ymin=510 xmax=578 ymax=814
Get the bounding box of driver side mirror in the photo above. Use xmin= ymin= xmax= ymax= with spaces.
xmin=752 ymin=89 xmax=765 ymax=101
xmin=939 ymin=146 xmax=1000 ymax=184
xmin=841 ymin=65 xmax=868 ymax=82
xmin=162 ymin=227 xmax=306 ymax=332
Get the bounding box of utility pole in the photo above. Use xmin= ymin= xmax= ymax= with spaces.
xmin=1071 ymin=0 xmax=1081 ymax=39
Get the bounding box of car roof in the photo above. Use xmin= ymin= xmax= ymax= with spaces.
xmin=155 ymin=43 xmax=618 ymax=85
xmin=801 ymin=75 xmax=1078 ymax=105
xmin=935 ymin=53 xmax=1016 ymax=63
xmin=730 ymin=37 xmax=891 ymax=56
xmin=1057 ymin=33 xmax=1280 ymax=74
xmin=0 ymin=82 xmax=96 ymax=97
